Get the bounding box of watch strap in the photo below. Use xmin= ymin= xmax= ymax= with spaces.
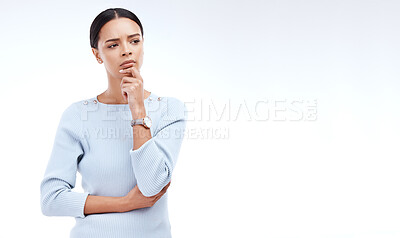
xmin=131 ymin=118 xmax=144 ymax=127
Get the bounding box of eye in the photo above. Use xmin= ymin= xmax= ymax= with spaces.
xmin=107 ymin=40 xmax=139 ymax=48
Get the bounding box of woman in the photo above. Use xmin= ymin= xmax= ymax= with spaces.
xmin=40 ymin=8 xmax=187 ymax=238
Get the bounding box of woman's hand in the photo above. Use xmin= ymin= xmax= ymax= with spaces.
xmin=121 ymin=181 xmax=171 ymax=212
xmin=120 ymin=64 xmax=145 ymax=111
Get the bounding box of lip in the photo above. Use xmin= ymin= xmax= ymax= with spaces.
xmin=120 ymin=59 xmax=135 ymax=68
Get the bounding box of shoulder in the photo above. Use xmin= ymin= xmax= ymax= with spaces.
xmin=158 ymin=95 xmax=187 ymax=121
xmin=53 ymin=100 xmax=86 ymax=139
xmin=60 ymin=98 xmax=92 ymax=122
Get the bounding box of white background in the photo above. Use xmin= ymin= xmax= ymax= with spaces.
xmin=1 ymin=0 xmax=399 ymax=237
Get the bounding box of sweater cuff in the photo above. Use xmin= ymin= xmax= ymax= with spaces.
xmin=60 ymin=190 xmax=90 ymax=219
xmin=80 ymin=192 xmax=90 ymax=218
xmin=129 ymin=137 xmax=167 ymax=197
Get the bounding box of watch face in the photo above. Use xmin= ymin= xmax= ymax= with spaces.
xmin=144 ymin=116 xmax=152 ymax=128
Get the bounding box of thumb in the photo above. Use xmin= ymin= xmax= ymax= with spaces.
xmin=122 ymin=90 xmax=128 ymax=101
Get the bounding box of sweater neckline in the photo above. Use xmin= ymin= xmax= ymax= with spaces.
xmin=95 ymin=91 xmax=153 ymax=106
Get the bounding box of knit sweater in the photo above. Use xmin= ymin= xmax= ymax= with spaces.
xmin=40 ymin=92 xmax=187 ymax=238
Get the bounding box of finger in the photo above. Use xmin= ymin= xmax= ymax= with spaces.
xmin=121 ymin=78 xmax=142 ymax=87
xmin=119 ymin=66 xmax=136 ymax=76
xmin=121 ymin=89 xmax=128 ymax=100
xmin=119 ymin=68 xmax=133 ymax=75
xmin=119 ymin=62 xmax=135 ymax=73
xmin=120 ymin=77 xmax=135 ymax=89
xmin=149 ymin=193 xmax=160 ymax=199
xmin=121 ymin=84 xmax=140 ymax=93
xmin=155 ymin=190 xmax=166 ymax=200
xmin=162 ymin=182 xmax=171 ymax=192
xmin=121 ymin=77 xmax=134 ymax=84
xmin=160 ymin=182 xmax=170 ymax=192
xmin=145 ymin=189 xmax=157 ymax=198
xmin=156 ymin=185 xmax=169 ymax=196
xmin=120 ymin=77 xmax=126 ymax=87
xmin=130 ymin=66 xmax=142 ymax=82
xmin=153 ymin=195 xmax=162 ymax=203
xmin=152 ymin=190 xmax=165 ymax=200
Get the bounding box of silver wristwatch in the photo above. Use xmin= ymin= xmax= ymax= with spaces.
xmin=131 ymin=115 xmax=152 ymax=129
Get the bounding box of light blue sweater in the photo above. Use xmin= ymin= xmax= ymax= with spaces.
xmin=40 ymin=92 xmax=187 ymax=238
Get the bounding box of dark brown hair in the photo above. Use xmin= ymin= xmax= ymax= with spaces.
xmin=90 ymin=8 xmax=144 ymax=49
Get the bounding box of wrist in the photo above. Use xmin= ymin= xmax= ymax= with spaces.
xmin=118 ymin=196 xmax=130 ymax=213
xmin=129 ymin=101 xmax=144 ymax=110
xmin=130 ymin=106 xmax=146 ymax=119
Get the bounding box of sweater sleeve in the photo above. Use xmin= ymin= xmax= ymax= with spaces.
xmin=129 ymin=97 xmax=187 ymax=197
xmin=40 ymin=102 xmax=90 ymax=218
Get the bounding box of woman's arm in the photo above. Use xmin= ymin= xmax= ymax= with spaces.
xmin=40 ymin=103 xmax=89 ymax=218
xmin=83 ymin=195 xmax=125 ymax=215
xmin=129 ymin=97 xmax=187 ymax=197
xmin=84 ymin=182 xmax=171 ymax=215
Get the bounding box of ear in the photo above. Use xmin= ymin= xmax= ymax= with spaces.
xmin=92 ymin=48 xmax=102 ymax=63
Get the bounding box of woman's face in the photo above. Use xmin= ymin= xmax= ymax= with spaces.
xmin=92 ymin=17 xmax=144 ymax=79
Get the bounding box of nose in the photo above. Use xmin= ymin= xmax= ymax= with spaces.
xmin=121 ymin=42 xmax=133 ymax=56
xmin=122 ymin=50 xmax=132 ymax=56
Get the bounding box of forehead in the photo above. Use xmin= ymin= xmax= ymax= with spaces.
xmin=99 ymin=17 xmax=141 ymax=40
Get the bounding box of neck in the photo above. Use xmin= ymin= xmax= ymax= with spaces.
xmin=99 ymin=71 xmax=149 ymax=104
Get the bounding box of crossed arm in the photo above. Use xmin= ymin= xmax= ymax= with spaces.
xmin=84 ymin=106 xmax=168 ymax=215
xmin=40 ymin=98 xmax=187 ymax=218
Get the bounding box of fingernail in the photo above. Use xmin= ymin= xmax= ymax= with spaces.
xmin=119 ymin=69 xmax=124 ymax=73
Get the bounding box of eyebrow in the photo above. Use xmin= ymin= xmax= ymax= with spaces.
xmin=104 ymin=33 xmax=141 ymax=43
